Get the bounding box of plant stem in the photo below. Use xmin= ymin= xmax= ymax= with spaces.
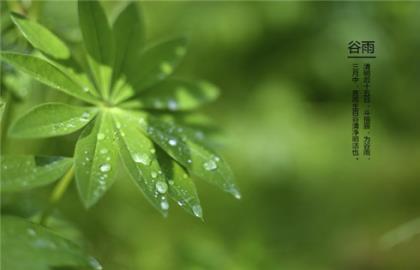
xmin=40 ymin=165 xmax=75 ymax=226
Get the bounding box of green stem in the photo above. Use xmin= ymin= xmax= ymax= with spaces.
xmin=40 ymin=165 xmax=75 ymax=226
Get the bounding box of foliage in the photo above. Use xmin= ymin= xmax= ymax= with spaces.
xmin=1 ymin=0 xmax=239 ymax=269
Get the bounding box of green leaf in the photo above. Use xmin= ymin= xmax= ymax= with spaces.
xmin=156 ymin=148 xmax=202 ymax=218
xmin=0 ymin=98 xmax=5 ymax=122
xmin=137 ymin=112 xmax=240 ymax=198
xmin=113 ymin=112 xmax=170 ymax=215
xmin=123 ymin=36 xmax=188 ymax=96
xmin=112 ymin=2 xmax=145 ymax=87
xmin=10 ymin=12 xmax=70 ymax=59
xmin=78 ymin=0 xmax=113 ymax=99
xmin=0 ymin=52 xmax=99 ymax=104
xmin=0 ymin=155 xmax=73 ymax=192
xmin=9 ymin=103 xmax=98 ymax=138
xmin=74 ymin=112 xmax=119 ymax=208
xmin=1 ymin=215 xmax=101 ymax=270
xmin=136 ymin=79 xmax=220 ymax=111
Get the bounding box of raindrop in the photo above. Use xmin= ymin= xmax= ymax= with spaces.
xmin=232 ymin=189 xmax=241 ymax=199
xmin=100 ymin=148 xmax=108 ymax=154
xmin=99 ymin=163 xmax=111 ymax=172
xmin=192 ymin=205 xmax=203 ymax=218
xmin=97 ymin=133 xmax=105 ymax=140
xmin=80 ymin=112 xmax=90 ymax=122
xmin=203 ymin=160 xmax=217 ymax=171
xmin=168 ymin=138 xmax=177 ymax=146
xmin=168 ymin=180 xmax=174 ymax=185
xmin=187 ymin=159 xmax=192 ymax=164
xmin=150 ymin=148 xmax=156 ymax=154
xmin=168 ymin=99 xmax=177 ymax=110
xmin=160 ymin=200 xmax=169 ymax=210
xmin=89 ymin=257 xmax=103 ymax=270
xmin=83 ymin=86 xmax=90 ymax=92
xmin=27 ymin=228 xmax=36 ymax=236
xmin=132 ymin=153 xmax=151 ymax=165
xmin=156 ymin=181 xmax=168 ymax=193
xmin=151 ymin=171 xmax=157 ymax=178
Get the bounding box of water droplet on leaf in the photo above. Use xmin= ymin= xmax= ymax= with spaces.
xmin=133 ymin=153 xmax=151 ymax=165
xmin=203 ymin=160 xmax=217 ymax=171
xmin=99 ymin=163 xmax=111 ymax=172
xmin=160 ymin=200 xmax=169 ymax=210
xmin=192 ymin=205 xmax=203 ymax=218
xmin=156 ymin=181 xmax=168 ymax=193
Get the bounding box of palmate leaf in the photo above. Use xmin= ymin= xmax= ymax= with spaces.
xmin=1 ymin=216 xmax=101 ymax=270
xmin=0 ymin=52 xmax=98 ymax=104
xmin=0 ymin=155 xmax=73 ymax=192
xmin=78 ymin=0 xmax=113 ymax=99
xmin=74 ymin=111 xmax=119 ymax=208
xmin=1 ymin=0 xmax=239 ymax=217
xmin=9 ymin=103 xmax=97 ymax=138
xmin=10 ymin=12 xmax=70 ymax=59
xmin=134 ymin=79 xmax=220 ymax=111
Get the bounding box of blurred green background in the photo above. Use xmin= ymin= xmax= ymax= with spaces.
xmin=1 ymin=1 xmax=420 ymax=270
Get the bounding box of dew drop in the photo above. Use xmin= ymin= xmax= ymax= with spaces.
xmin=168 ymin=99 xmax=177 ymax=110
xmin=97 ymin=133 xmax=105 ymax=140
xmin=151 ymin=171 xmax=157 ymax=178
xmin=89 ymin=257 xmax=103 ymax=270
xmin=132 ymin=153 xmax=151 ymax=165
xmin=156 ymin=181 xmax=168 ymax=193
xmin=187 ymin=159 xmax=192 ymax=164
xmin=231 ymin=189 xmax=241 ymax=199
xmin=83 ymin=86 xmax=89 ymax=92
xmin=150 ymin=148 xmax=156 ymax=154
xmin=27 ymin=228 xmax=36 ymax=236
xmin=80 ymin=112 xmax=90 ymax=122
xmin=203 ymin=160 xmax=217 ymax=171
xmin=168 ymin=138 xmax=177 ymax=146
xmin=100 ymin=148 xmax=108 ymax=154
xmin=160 ymin=200 xmax=169 ymax=210
xmin=192 ymin=205 xmax=203 ymax=218
xmin=99 ymin=163 xmax=111 ymax=172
